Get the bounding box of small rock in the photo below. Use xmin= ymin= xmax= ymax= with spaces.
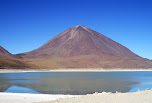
xmin=116 ymin=91 xmax=119 ymax=93
xmin=94 ymin=92 xmax=98 ymax=94
xmin=102 ymin=91 xmax=106 ymax=94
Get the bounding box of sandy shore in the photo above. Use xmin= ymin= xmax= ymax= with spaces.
xmin=1 ymin=90 xmax=152 ymax=103
xmin=0 ymin=68 xmax=152 ymax=73
xmin=37 ymin=90 xmax=152 ymax=103
xmin=0 ymin=93 xmax=77 ymax=103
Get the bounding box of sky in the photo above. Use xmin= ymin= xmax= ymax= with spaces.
xmin=0 ymin=0 xmax=152 ymax=59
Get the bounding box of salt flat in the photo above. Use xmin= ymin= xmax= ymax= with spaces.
xmin=0 ymin=90 xmax=152 ymax=103
xmin=0 ymin=68 xmax=152 ymax=73
xmin=38 ymin=90 xmax=152 ymax=103
xmin=0 ymin=93 xmax=76 ymax=103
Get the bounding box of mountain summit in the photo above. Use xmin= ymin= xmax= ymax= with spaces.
xmin=19 ymin=25 xmax=152 ymax=68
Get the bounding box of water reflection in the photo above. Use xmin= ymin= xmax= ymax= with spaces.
xmin=5 ymin=86 xmax=39 ymax=94
xmin=0 ymin=72 xmax=152 ymax=95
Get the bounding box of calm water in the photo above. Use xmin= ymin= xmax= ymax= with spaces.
xmin=0 ymin=71 xmax=152 ymax=95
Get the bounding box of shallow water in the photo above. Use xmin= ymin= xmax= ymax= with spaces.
xmin=0 ymin=71 xmax=152 ymax=95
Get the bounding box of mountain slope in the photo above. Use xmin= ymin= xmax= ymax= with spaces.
xmin=0 ymin=46 xmax=14 ymax=58
xmin=19 ymin=25 xmax=152 ymax=68
xmin=0 ymin=46 xmax=35 ymax=69
xmin=0 ymin=46 xmax=21 ymax=58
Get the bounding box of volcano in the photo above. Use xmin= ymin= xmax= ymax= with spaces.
xmin=19 ymin=25 xmax=152 ymax=68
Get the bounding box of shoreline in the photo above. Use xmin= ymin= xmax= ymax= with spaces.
xmin=0 ymin=90 xmax=152 ymax=103
xmin=0 ymin=92 xmax=77 ymax=103
xmin=0 ymin=68 xmax=152 ymax=73
xmin=37 ymin=90 xmax=152 ymax=103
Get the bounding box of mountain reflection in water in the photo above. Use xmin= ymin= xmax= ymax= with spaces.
xmin=0 ymin=72 xmax=152 ymax=95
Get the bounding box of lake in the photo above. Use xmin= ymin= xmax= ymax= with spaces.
xmin=0 ymin=71 xmax=152 ymax=95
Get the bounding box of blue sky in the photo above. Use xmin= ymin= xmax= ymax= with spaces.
xmin=0 ymin=0 xmax=152 ymax=59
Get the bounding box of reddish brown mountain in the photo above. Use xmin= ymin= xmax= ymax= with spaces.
xmin=0 ymin=46 xmax=35 ymax=69
xmin=0 ymin=46 xmax=21 ymax=58
xmin=0 ymin=46 xmax=14 ymax=58
xmin=19 ymin=25 xmax=152 ymax=68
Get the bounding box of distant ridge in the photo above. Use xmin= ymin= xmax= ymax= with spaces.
xmin=18 ymin=25 xmax=152 ymax=68
xmin=0 ymin=46 xmax=14 ymax=58
xmin=0 ymin=46 xmax=21 ymax=58
xmin=0 ymin=46 xmax=35 ymax=69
